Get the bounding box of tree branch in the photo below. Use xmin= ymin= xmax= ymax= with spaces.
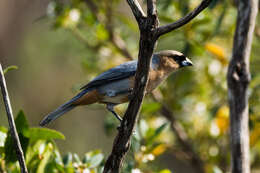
xmin=156 ymin=0 xmax=212 ymax=37
xmin=104 ymin=1 xmax=134 ymax=60
xmin=0 ymin=64 xmax=28 ymax=173
xmin=126 ymin=0 xmax=146 ymax=25
xmin=151 ymin=92 xmax=205 ymax=173
xmin=89 ymin=6 xmax=204 ymax=171
xmin=227 ymin=0 xmax=258 ymax=173
xmin=103 ymin=0 xmax=212 ymax=172
xmin=83 ymin=0 xmax=134 ymax=60
xmin=161 ymin=104 xmax=204 ymax=173
xmin=103 ymin=1 xmax=157 ymax=172
xmin=147 ymin=0 xmax=157 ymax=17
xmin=103 ymin=33 xmax=156 ymax=173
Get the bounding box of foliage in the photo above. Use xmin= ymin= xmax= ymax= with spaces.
xmin=1 ymin=0 xmax=260 ymax=172
xmin=42 ymin=0 xmax=260 ymax=172
xmin=0 ymin=111 xmax=170 ymax=172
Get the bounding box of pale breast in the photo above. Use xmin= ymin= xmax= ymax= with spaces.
xmin=147 ymin=70 xmax=169 ymax=93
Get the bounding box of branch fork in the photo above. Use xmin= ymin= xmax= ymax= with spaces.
xmin=103 ymin=0 xmax=212 ymax=172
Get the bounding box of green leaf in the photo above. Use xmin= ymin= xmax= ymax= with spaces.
xmin=63 ymin=152 xmax=73 ymax=166
xmin=141 ymin=102 xmax=161 ymax=114
xmin=3 ymin=65 xmax=18 ymax=74
xmin=154 ymin=123 xmax=168 ymax=137
xmin=4 ymin=132 xmax=29 ymax=163
xmin=15 ymin=110 xmax=29 ymax=135
xmin=88 ymin=153 xmax=104 ymax=168
xmin=0 ymin=126 xmax=7 ymax=133
xmin=4 ymin=111 xmax=30 ymax=163
xmin=96 ymin=24 xmax=108 ymax=41
xmin=25 ymin=140 xmax=45 ymax=166
xmin=147 ymin=123 xmax=168 ymax=145
xmin=84 ymin=150 xmax=104 ymax=168
xmin=36 ymin=142 xmax=54 ymax=173
xmin=27 ymin=128 xmax=65 ymax=141
xmin=73 ymin=153 xmax=81 ymax=164
xmin=159 ymin=169 xmax=172 ymax=173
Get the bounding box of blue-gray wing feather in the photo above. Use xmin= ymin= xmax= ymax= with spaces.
xmin=81 ymin=60 xmax=137 ymax=90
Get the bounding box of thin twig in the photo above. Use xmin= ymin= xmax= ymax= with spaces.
xmin=0 ymin=64 xmax=28 ymax=173
xmin=126 ymin=0 xmax=146 ymax=25
xmin=156 ymin=0 xmax=212 ymax=37
xmin=104 ymin=0 xmax=134 ymax=60
xmin=84 ymin=0 xmax=134 ymax=60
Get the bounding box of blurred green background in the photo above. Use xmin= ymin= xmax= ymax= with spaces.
xmin=0 ymin=0 xmax=260 ymax=172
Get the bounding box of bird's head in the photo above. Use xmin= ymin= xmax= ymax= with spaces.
xmin=155 ymin=50 xmax=193 ymax=71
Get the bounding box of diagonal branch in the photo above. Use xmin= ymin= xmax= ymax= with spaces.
xmin=147 ymin=0 xmax=157 ymax=17
xmin=84 ymin=0 xmax=134 ymax=60
xmin=151 ymin=91 xmax=204 ymax=173
xmin=126 ymin=0 xmax=146 ymax=25
xmin=100 ymin=0 xmax=211 ymax=172
xmin=104 ymin=1 xmax=134 ymax=60
xmin=103 ymin=1 xmax=158 ymax=172
xmin=156 ymin=0 xmax=212 ymax=37
xmin=0 ymin=64 xmax=28 ymax=173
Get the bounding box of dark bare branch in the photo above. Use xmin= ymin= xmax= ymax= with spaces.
xmin=227 ymin=0 xmax=258 ymax=173
xmin=103 ymin=0 xmax=212 ymax=172
xmin=0 ymin=64 xmax=28 ymax=173
xmin=126 ymin=0 xmax=146 ymax=24
xmin=156 ymin=0 xmax=212 ymax=37
xmin=103 ymin=1 xmax=157 ymax=171
xmin=147 ymin=0 xmax=157 ymax=17
xmin=103 ymin=34 xmax=156 ymax=172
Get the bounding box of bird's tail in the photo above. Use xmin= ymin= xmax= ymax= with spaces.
xmin=39 ymin=89 xmax=90 ymax=126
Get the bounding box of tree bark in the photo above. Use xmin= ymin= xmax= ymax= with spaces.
xmin=103 ymin=0 xmax=212 ymax=172
xmin=227 ymin=0 xmax=258 ymax=173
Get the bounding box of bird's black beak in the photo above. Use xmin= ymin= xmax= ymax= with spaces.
xmin=181 ymin=57 xmax=193 ymax=67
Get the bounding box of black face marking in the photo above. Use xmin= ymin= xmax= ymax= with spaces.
xmin=170 ymin=55 xmax=186 ymax=65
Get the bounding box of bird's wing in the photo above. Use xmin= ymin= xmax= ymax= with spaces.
xmin=81 ymin=60 xmax=137 ymax=90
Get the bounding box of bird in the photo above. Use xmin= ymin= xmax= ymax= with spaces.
xmin=39 ymin=50 xmax=192 ymax=126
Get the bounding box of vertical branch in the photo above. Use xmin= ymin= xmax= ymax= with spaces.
xmin=103 ymin=0 xmax=158 ymax=172
xmin=227 ymin=0 xmax=258 ymax=173
xmin=159 ymin=103 xmax=205 ymax=173
xmin=147 ymin=0 xmax=157 ymax=17
xmin=103 ymin=0 xmax=212 ymax=172
xmin=0 ymin=64 xmax=28 ymax=173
